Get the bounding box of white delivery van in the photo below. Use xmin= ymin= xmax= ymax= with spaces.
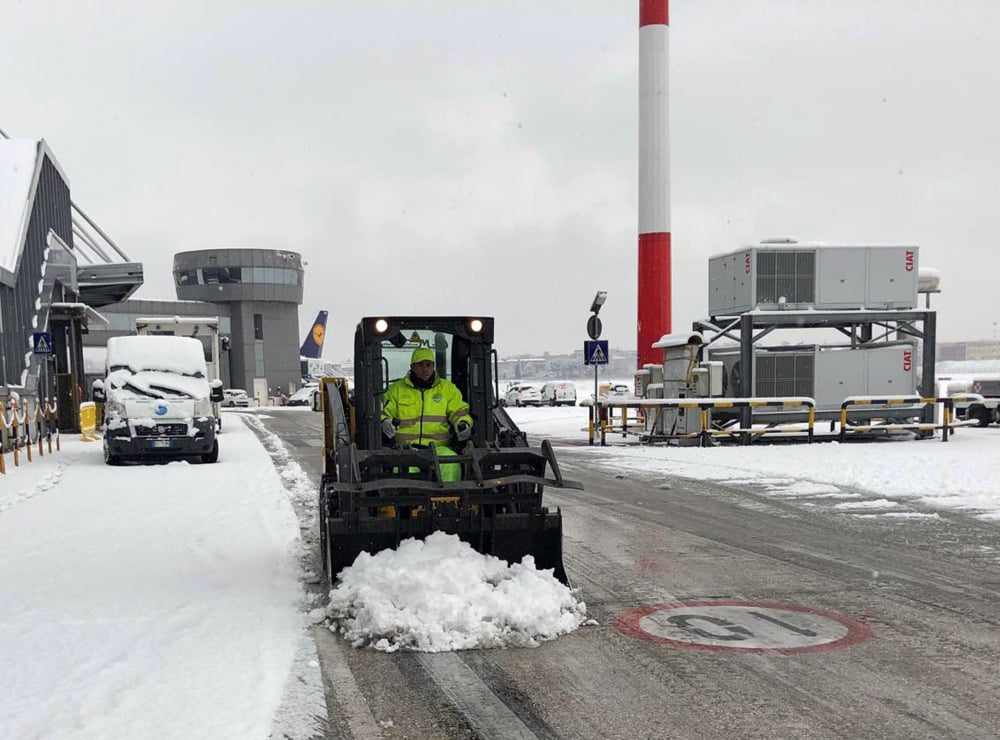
xmin=539 ymin=381 xmax=578 ymax=407
xmin=93 ymin=335 xmax=224 ymax=465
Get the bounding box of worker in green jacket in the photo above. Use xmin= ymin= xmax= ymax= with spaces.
xmin=381 ymin=346 xmax=473 ymax=481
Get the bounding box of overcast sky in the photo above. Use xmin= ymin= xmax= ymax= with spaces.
xmin=2 ymin=1 xmax=998 ymax=358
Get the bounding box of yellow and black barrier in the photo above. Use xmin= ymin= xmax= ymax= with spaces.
xmin=0 ymin=397 xmax=61 ymax=474
xmin=0 ymin=403 xmax=6 ymax=474
xmin=837 ymin=393 xmax=985 ymax=443
xmin=588 ymin=397 xmax=816 ymax=447
xmin=47 ymin=399 xmax=60 ymax=452
xmin=0 ymin=399 xmax=30 ymax=471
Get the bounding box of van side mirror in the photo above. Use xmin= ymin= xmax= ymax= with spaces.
xmin=209 ymin=379 xmax=224 ymax=403
xmin=92 ymin=379 xmax=106 ymax=404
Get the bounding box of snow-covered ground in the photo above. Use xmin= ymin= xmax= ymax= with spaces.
xmin=0 ymin=414 xmax=319 ymax=739
xmin=508 ymin=403 xmax=1000 ymax=520
xmin=2 ymin=405 xmax=999 ymax=738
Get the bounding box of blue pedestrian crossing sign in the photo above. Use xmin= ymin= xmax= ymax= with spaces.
xmin=32 ymin=332 xmax=54 ymax=355
xmin=584 ymin=339 xmax=609 ymax=366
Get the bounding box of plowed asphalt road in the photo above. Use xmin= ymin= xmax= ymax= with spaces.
xmin=249 ymin=409 xmax=1000 ymax=740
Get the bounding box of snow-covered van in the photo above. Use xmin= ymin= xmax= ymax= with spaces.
xmin=539 ymin=381 xmax=578 ymax=407
xmin=93 ymin=335 xmax=224 ymax=465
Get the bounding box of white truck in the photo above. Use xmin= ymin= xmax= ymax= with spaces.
xmin=136 ymin=316 xmax=223 ymax=426
xmin=948 ymin=376 xmax=1000 ymax=426
xmin=93 ymin=335 xmax=224 ymax=465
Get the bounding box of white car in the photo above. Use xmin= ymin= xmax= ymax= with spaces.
xmin=600 ymin=383 xmax=635 ymax=402
xmin=539 ymin=381 xmax=577 ymax=407
xmin=222 ymin=389 xmax=250 ymax=407
xmin=503 ymin=384 xmax=542 ymax=407
xmin=286 ymin=386 xmax=318 ymax=407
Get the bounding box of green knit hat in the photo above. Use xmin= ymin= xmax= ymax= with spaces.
xmin=410 ymin=347 xmax=435 ymax=365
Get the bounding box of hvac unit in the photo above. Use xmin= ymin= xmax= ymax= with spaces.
xmin=708 ymin=242 xmax=919 ymax=316
xmin=712 ymin=344 xmax=916 ymax=410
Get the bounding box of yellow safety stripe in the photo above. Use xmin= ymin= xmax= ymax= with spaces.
xmin=394 ymin=414 xmax=449 ymax=425
xmin=397 ymin=431 xmax=451 ymax=442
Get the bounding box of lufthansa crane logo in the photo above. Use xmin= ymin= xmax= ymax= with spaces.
xmin=312 ymin=323 xmax=325 ymax=345
xmin=154 ymin=404 xmax=169 ymax=416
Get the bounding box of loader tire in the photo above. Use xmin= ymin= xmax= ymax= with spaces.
xmin=319 ymin=488 xmax=329 ymax=576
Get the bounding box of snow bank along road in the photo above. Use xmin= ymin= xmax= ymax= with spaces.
xmin=256 ymin=407 xmax=1000 ymax=739
xmin=0 ymin=414 xmax=321 ymax=740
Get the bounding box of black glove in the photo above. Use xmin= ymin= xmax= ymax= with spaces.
xmin=455 ymin=420 xmax=472 ymax=442
xmin=381 ymin=418 xmax=398 ymax=439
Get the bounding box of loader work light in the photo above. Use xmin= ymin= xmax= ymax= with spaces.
xmin=374 ymin=318 xmax=389 ymax=334
xmin=468 ymin=318 xmax=484 ymax=334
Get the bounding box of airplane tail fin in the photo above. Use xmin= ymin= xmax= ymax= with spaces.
xmin=300 ymin=311 xmax=328 ymax=359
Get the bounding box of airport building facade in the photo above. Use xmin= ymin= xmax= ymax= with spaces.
xmin=84 ymin=248 xmax=306 ymax=402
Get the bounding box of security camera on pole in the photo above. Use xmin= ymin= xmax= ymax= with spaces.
xmin=584 ymin=291 xmax=609 ymax=445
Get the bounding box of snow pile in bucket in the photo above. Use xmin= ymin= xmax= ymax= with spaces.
xmin=326 ymin=531 xmax=589 ymax=652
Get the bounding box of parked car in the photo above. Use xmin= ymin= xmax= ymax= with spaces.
xmin=539 ymin=381 xmax=577 ymax=407
xmin=222 ymin=388 xmax=250 ymax=407
xmin=598 ymin=383 xmax=635 ymax=403
xmin=502 ymin=383 xmax=542 ymax=407
xmin=286 ymin=386 xmax=318 ymax=407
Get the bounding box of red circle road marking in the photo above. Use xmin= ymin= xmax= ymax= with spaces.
xmin=613 ymin=600 xmax=873 ymax=654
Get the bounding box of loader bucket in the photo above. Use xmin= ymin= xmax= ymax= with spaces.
xmin=325 ymin=506 xmax=568 ymax=585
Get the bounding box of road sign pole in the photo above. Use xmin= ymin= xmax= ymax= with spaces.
xmin=585 ymin=291 xmax=608 ymax=445
xmin=590 ymin=365 xmax=601 ymax=444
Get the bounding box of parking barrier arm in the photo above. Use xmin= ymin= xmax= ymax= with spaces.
xmin=596 ymin=396 xmax=816 ymax=446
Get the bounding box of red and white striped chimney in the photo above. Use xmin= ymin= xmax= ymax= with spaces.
xmin=637 ymin=0 xmax=671 ymax=367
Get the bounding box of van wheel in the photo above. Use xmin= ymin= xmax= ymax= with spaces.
xmin=103 ymin=441 xmax=120 ymax=466
xmin=973 ymin=406 xmax=992 ymax=427
xmin=550 ymin=397 xmax=557 ymax=407
xmin=202 ymin=441 xmax=219 ymax=464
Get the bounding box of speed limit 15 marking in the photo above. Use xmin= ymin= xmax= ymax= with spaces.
xmin=613 ymin=600 xmax=873 ymax=654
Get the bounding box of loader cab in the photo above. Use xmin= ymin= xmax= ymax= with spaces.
xmin=353 ymin=316 xmax=496 ymax=451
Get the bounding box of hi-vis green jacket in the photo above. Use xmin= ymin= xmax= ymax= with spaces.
xmin=382 ymin=374 xmax=473 ymax=447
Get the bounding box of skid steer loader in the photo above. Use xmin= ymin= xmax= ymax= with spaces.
xmin=314 ymin=316 xmax=580 ymax=583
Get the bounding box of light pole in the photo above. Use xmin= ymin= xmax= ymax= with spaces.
xmin=587 ymin=291 xmax=607 ymax=444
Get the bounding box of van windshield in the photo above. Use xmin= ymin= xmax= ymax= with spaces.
xmin=109 ymin=362 xmax=204 ymax=379
xmin=108 ymin=367 xmax=209 ymax=401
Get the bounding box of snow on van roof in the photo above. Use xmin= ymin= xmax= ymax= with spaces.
xmin=106 ymin=335 xmax=207 ymax=376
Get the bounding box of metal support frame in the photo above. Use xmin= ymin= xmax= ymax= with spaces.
xmin=694 ymin=309 xmax=938 ymax=434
